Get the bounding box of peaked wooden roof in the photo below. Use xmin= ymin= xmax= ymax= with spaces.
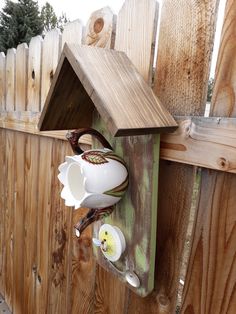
xmin=39 ymin=44 xmax=177 ymax=136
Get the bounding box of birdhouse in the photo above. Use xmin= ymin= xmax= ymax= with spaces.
xmin=39 ymin=43 xmax=177 ymax=297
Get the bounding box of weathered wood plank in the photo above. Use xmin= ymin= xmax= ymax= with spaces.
xmin=0 ymin=129 xmax=6 ymax=295
xmin=27 ymin=36 xmax=43 ymax=112
xmin=149 ymin=0 xmax=219 ymax=312
xmin=182 ymin=170 xmax=236 ymax=314
xmin=4 ymin=130 xmax=15 ymax=312
xmin=94 ymin=266 xmax=128 ymax=314
xmin=47 ymin=139 xmax=72 ymax=314
xmin=0 ymin=53 xmax=6 ymax=111
xmin=41 ymin=29 xmax=61 ymax=111
xmin=182 ymin=1 xmax=236 ymax=312
xmin=39 ymin=44 xmax=177 ymax=135
xmin=161 ymin=116 xmax=236 ymax=173
xmin=84 ymin=7 xmax=115 ymax=48
xmin=0 ymin=112 xmax=91 ymax=144
xmin=23 ymin=133 xmax=39 ymax=313
xmin=62 ymin=19 xmax=83 ymax=47
xmin=12 ymin=132 xmax=25 ymax=314
xmin=115 ymin=0 xmax=158 ymax=84
xmin=15 ymin=43 xmax=28 ymax=111
xmin=71 ymin=209 xmax=96 ymax=314
xmin=6 ymin=49 xmax=16 ymax=111
xmin=211 ymin=0 xmax=236 ymax=117
xmin=36 ymin=137 xmax=53 ymax=313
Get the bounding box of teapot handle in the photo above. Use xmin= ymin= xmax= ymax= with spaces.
xmin=66 ymin=128 xmax=113 ymax=155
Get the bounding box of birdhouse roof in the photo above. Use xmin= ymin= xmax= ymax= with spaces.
xmin=38 ymin=44 xmax=177 ymax=136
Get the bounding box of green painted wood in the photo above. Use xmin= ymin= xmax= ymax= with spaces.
xmin=92 ymin=112 xmax=160 ymax=297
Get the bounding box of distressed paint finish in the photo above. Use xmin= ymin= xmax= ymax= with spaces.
xmin=92 ymin=113 xmax=160 ymax=296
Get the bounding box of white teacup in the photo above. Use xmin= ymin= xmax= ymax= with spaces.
xmin=58 ymin=128 xmax=128 ymax=210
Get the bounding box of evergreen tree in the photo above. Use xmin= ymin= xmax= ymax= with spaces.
xmin=57 ymin=12 xmax=69 ymax=32
xmin=40 ymin=2 xmax=57 ymax=33
xmin=207 ymin=78 xmax=214 ymax=102
xmin=0 ymin=0 xmax=43 ymax=53
xmin=0 ymin=1 xmax=19 ymax=52
xmin=41 ymin=3 xmax=69 ymax=34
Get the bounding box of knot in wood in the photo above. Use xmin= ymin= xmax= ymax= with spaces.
xmin=94 ymin=18 xmax=104 ymax=33
xmin=156 ymin=293 xmax=171 ymax=312
xmin=217 ymin=157 xmax=229 ymax=170
xmin=49 ymin=70 xmax=54 ymax=82
xmin=181 ymin=120 xmax=191 ymax=138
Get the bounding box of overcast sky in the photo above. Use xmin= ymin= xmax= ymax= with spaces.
xmin=0 ymin=0 xmax=125 ymax=22
xmin=0 ymin=0 xmax=227 ymax=77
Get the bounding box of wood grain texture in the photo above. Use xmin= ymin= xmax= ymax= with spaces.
xmin=15 ymin=43 xmax=28 ymax=111
xmin=6 ymin=49 xmax=16 ymax=111
xmin=62 ymin=19 xmax=83 ymax=47
xmin=115 ymin=0 xmax=158 ymax=84
xmin=94 ymin=265 xmax=129 ymax=314
xmin=39 ymin=44 xmax=177 ymax=135
xmin=84 ymin=6 xmax=115 ymax=48
xmin=12 ymin=132 xmax=25 ymax=314
xmin=41 ymin=29 xmax=61 ymax=111
xmin=35 ymin=137 xmax=53 ymax=313
xmin=0 ymin=111 xmax=91 ymax=144
xmin=47 ymin=139 xmax=72 ymax=314
xmin=149 ymin=0 xmax=220 ymax=313
xmin=0 ymin=53 xmax=6 ymax=111
xmin=154 ymin=0 xmax=219 ymax=116
xmin=4 ymin=130 xmax=15 ymax=312
xmin=161 ymin=116 xmax=236 ymax=173
xmin=182 ymin=1 xmax=236 ymax=312
xmin=27 ymin=36 xmax=43 ymax=112
xmin=71 ymin=209 xmax=96 ymax=314
xmin=211 ymin=0 xmax=236 ymax=117
xmin=0 ymin=129 xmax=6 ymax=296
xmin=23 ymin=133 xmax=39 ymax=313
xmin=182 ymin=170 xmax=236 ymax=314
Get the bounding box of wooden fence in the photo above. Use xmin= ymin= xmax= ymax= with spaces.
xmin=0 ymin=0 xmax=235 ymax=313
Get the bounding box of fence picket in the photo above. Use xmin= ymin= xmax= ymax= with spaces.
xmin=12 ymin=132 xmax=25 ymax=313
xmin=0 ymin=129 xmax=6 ymax=296
xmin=0 ymin=53 xmax=6 ymax=111
xmin=27 ymin=36 xmax=43 ymax=112
xmin=62 ymin=19 xmax=83 ymax=47
xmin=6 ymin=49 xmax=16 ymax=112
xmin=41 ymin=29 xmax=61 ymax=111
xmin=23 ymin=134 xmax=39 ymax=313
xmin=115 ymin=0 xmax=158 ymax=84
xmin=36 ymin=137 xmax=53 ymax=313
xmin=84 ymin=7 xmax=115 ymax=48
xmin=152 ymin=0 xmax=220 ymax=313
xmin=47 ymin=139 xmax=73 ymax=314
xmin=16 ymin=43 xmax=28 ymax=111
xmin=4 ymin=130 xmax=16 ymax=312
xmin=182 ymin=1 xmax=236 ymax=312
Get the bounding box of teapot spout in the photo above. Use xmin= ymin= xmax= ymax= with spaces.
xmin=74 ymin=206 xmax=114 ymax=237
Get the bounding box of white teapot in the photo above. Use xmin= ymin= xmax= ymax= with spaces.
xmin=58 ymin=128 xmax=129 ymax=236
